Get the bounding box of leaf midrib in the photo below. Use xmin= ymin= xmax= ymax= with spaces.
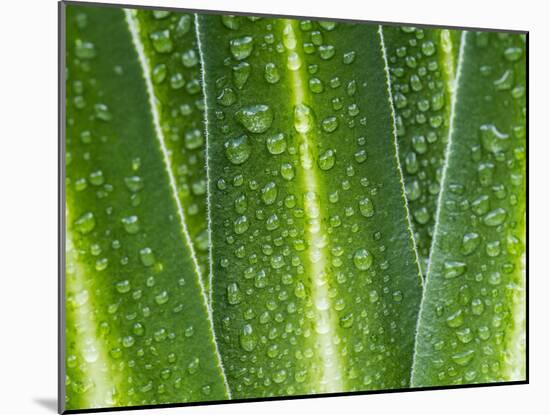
xmin=280 ymin=18 xmax=344 ymax=392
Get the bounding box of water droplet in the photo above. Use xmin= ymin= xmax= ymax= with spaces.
xmin=503 ymin=47 xmax=522 ymax=62
xmin=121 ymin=336 xmax=135 ymax=349
xmin=451 ymin=349 xmax=475 ymax=366
xmin=75 ymin=39 xmax=96 ymax=59
xmin=232 ymin=62 xmax=251 ymax=89
xmin=444 ymin=261 xmax=466 ymax=279
xmin=82 ymin=345 xmax=99 ymax=363
xmin=343 ymin=51 xmax=356 ymax=64
xmin=339 ymin=313 xmax=354 ymax=328
xmin=94 ymin=104 xmax=112 ymax=121
xmin=421 ymin=40 xmax=435 ymax=56
xmin=149 ymin=30 xmax=173 ymax=53
xmin=266 ymin=133 xmax=286 ymax=154
xmin=221 ymin=15 xmax=241 ymax=30
xmin=239 ymin=324 xmax=257 ymax=351
xmin=472 ymin=195 xmax=490 ymax=216
xmin=480 ymin=124 xmax=510 ymax=154
xmin=234 ymin=194 xmax=247 ymax=214
xmin=187 ymin=357 xmax=200 ymax=374
xmin=261 ymin=182 xmax=278 ymax=205
xmin=139 ymin=247 xmax=155 ymax=267
xmin=181 ymin=49 xmax=198 ymax=67
xmin=227 ymin=282 xmax=243 ymax=305
xmin=264 ymin=63 xmax=280 ymax=84
xmin=121 ymin=215 xmax=140 ymax=234
xmin=318 ymin=149 xmax=336 ymax=170
xmin=217 ymin=87 xmax=236 ymax=107
xmin=287 ymin=51 xmax=302 ymax=71
xmin=155 ymin=290 xmax=169 ymax=305
xmin=353 ymin=248 xmax=373 ymax=271
xmin=281 ymin=163 xmax=295 ymax=180
xmin=319 ymin=44 xmax=335 ymax=60
xmin=471 ymin=298 xmax=485 ymax=315
xmin=125 ymin=176 xmax=143 ymax=192
xmin=175 ymin=14 xmax=192 ymax=35
xmin=230 ymin=36 xmax=253 ymax=60
xmin=322 ymin=116 xmax=339 ymax=133
xmin=115 ymin=280 xmax=131 ymax=294
xmin=234 ymin=215 xmax=249 ymax=234
xmin=309 ymin=77 xmax=324 ymax=93
xmin=283 ymin=24 xmax=297 ymax=50
xmin=446 ymin=309 xmax=464 ymax=328
xmin=74 ymin=212 xmax=96 ymax=234
xmin=152 ymin=63 xmax=167 ymax=84
xmin=359 ymin=197 xmax=374 ymax=218
xmin=294 ymin=104 xmax=314 ymax=134
xmin=273 ymin=369 xmax=288 ymax=384
xmin=461 ymin=232 xmax=481 ymax=255
xmin=319 ymin=21 xmax=337 ymax=31
xmin=235 ymin=105 xmax=273 ymax=133
xmin=224 ymin=135 xmax=251 ymax=165
xmin=95 ymin=258 xmax=108 ymax=271
xmin=483 ymin=208 xmax=507 ymax=226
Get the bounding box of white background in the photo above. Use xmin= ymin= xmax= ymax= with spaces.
xmin=0 ymin=0 xmax=543 ymax=413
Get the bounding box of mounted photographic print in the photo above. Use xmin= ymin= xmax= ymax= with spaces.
xmin=60 ymin=1 xmax=527 ymax=412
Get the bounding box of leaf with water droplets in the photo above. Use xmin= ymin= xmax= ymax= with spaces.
xmin=411 ymin=31 xmax=526 ymax=387
xmin=383 ymin=26 xmax=462 ymax=273
xmin=131 ymin=10 xmax=210 ymax=286
xmin=64 ymin=5 xmax=229 ymax=411
xmin=197 ymin=15 xmax=423 ymax=398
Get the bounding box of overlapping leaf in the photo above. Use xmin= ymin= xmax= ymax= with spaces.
xmin=411 ymin=31 xmax=526 ymax=386
xmin=383 ymin=26 xmax=462 ymax=273
xmin=64 ymin=5 xmax=228 ymax=411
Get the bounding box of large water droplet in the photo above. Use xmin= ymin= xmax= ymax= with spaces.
xmin=318 ymin=149 xmax=336 ymax=170
xmin=294 ymin=104 xmax=314 ymax=134
xmin=444 ymin=261 xmax=466 ymax=279
xmin=483 ymin=208 xmax=507 ymax=226
xmin=230 ymin=36 xmax=253 ymax=60
xmin=224 ymin=135 xmax=251 ymax=165
xmin=121 ymin=215 xmax=140 ymax=234
xmin=74 ymin=212 xmax=96 ymax=234
xmin=461 ymin=232 xmax=481 ymax=255
xmin=227 ymin=282 xmax=243 ymax=305
xmin=353 ymin=248 xmax=373 ymax=270
xmin=261 ymin=182 xmax=278 ymax=205
xmin=359 ymin=197 xmax=374 ymax=217
xmin=235 ymin=105 xmax=273 ymax=133
xmin=149 ymin=30 xmax=173 ymax=53
xmin=480 ymin=124 xmax=510 ymax=154
xmin=239 ymin=324 xmax=257 ymax=351
xmin=139 ymin=247 xmax=155 ymax=267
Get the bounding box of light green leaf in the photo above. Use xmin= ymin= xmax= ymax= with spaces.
xmin=411 ymin=31 xmax=526 ymax=386
xmin=383 ymin=25 xmax=462 ymax=272
xmin=197 ymin=15 xmax=423 ymax=397
xmin=64 ymin=5 xmax=228 ymax=410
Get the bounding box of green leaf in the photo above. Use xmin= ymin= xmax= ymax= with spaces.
xmin=197 ymin=15 xmax=423 ymax=397
xmin=64 ymin=5 xmax=229 ymax=410
xmin=411 ymin=31 xmax=526 ymax=386
xmin=130 ymin=10 xmax=210 ymax=287
xmin=383 ymin=25 xmax=462 ymax=273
